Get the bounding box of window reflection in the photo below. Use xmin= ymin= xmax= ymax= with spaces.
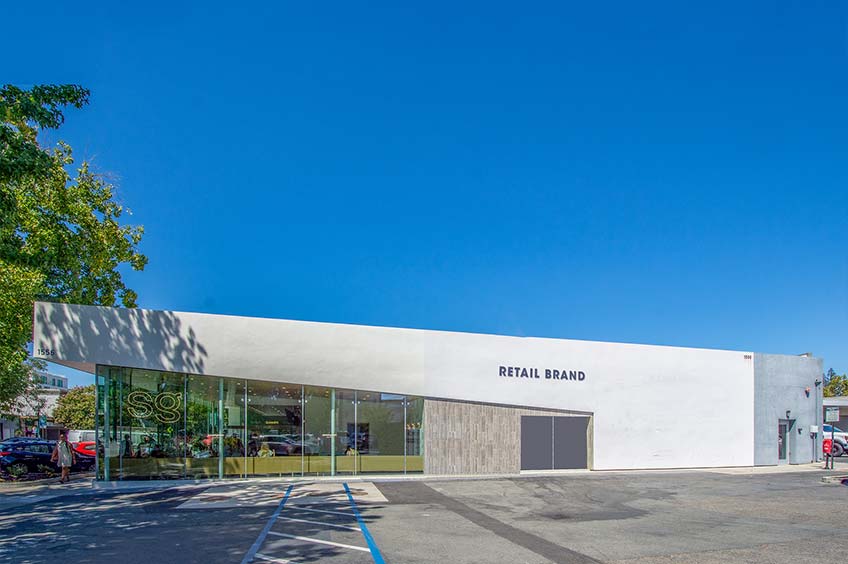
xmin=246 ymin=381 xmax=302 ymax=476
xmin=406 ymin=397 xmax=424 ymax=473
xmin=185 ymin=375 xmax=220 ymax=479
xmin=358 ymin=392 xmax=405 ymax=473
xmin=335 ymin=389 xmax=357 ymax=475
xmin=109 ymin=368 xmax=186 ymax=480
xmin=303 ymin=386 xmax=331 ymax=475
xmin=96 ymin=366 xmax=425 ymax=479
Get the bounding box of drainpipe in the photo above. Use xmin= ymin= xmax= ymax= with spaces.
xmin=218 ymin=378 xmax=224 ymax=479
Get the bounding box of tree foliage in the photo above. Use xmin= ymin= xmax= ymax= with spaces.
xmin=0 ymin=84 xmax=146 ymax=410
xmin=824 ymin=368 xmax=848 ymax=398
xmin=53 ymin=384 xmax=95 ymax=430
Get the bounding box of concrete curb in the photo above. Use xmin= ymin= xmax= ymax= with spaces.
xmin=0 ymin=472 xmax=95 ymax=492
xmin=81 ymin=462 xmax=847 ymax=492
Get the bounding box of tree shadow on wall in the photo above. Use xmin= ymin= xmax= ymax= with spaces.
xmin=34 ymin=304 xmax=209 ymax=375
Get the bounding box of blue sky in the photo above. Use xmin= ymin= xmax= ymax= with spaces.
xmin=5 ymin=2 xmax=847 ymax=387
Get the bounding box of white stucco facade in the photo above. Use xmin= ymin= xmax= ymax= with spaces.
xmin=31 ymin=302 xmax=766 ymax=471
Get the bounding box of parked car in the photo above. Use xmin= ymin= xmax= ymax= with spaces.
xmin=72 ymin=441 xmax=96 ymax=457
xmin=259 ymin=435 xmax=303 ymax=456
xmin=0 ymin=439 xmax=94 ymax=477
xmin=67 ymin=430 xmax=96 ymax=443
xmin=822 ymin=425 xmax=848 ymax=443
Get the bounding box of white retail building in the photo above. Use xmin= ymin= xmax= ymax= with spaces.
xmin=31 ymin=302 xmax=823 ymax=480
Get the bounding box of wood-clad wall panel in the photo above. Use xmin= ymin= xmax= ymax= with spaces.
xmin=423 ymin=398 xmax=592 ymax=475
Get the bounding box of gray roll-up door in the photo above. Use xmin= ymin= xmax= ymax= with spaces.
xmin=553 ymin=416 xmax=589 ymax=469
xmin=520 ymin=415 xmax=589 ymax=471
xmin=520 ymin=416 xmax=553 ymax=470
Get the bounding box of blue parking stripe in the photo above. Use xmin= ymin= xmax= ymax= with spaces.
xmin=343 ymin=483 xmax=386 ymax=564
xmin=241 ymin=484 xmax=294 ymax=564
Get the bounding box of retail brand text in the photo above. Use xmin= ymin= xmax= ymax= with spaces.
xmin=498 ymin=366 xmax=586 ymax=381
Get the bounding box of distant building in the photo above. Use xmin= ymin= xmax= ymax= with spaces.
xmin=0 ymin=372 xmax=71 ymax=440
xmin=0 ymin=418 xmax=18 ymax=441
xmin=39 ymin=373 xmax=69 ymax=390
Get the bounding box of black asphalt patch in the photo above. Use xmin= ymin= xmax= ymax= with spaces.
xmin=377 ymin=481 xmax=601 ymax=564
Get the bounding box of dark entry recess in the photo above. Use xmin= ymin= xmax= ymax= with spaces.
xmin=520 ymin=416 xmax=589 ymax=470
xmin=520 ymin=415 xmax=554 ymax=470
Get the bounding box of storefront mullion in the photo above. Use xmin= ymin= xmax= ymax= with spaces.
xmin=217 ymin=377 xmax=224 ymax=479
xmin=354 ymin=392 xmax=358 ymax=475
xmin=406 ymin=396 xmax=424 ymax=473
xmin=300 ymin=384 xmax=304 ymax=476
xmin=303 ymin=385 xmax=332 ymax=475
xmin=183 ymin=375 xmax=187 ymax=480
xmin=403 ymin=396 xmax=407 ymax=474
xmin=335 ymin=389 xmax=357 ymax=475
xmin=243 ymin=382 xmax=248 ymax=477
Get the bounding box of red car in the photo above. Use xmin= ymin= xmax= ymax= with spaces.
xmin=73 ymin=441 xmax=96 ymax=457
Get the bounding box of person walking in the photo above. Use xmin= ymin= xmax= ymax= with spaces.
xmin=122 ymin=434 xmax=134 ymax=458
xmin=51 ymin=431 xmax=76 ymax=483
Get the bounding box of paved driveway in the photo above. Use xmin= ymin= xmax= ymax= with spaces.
xmin=1 ymin=466 xmax=847 ymax=563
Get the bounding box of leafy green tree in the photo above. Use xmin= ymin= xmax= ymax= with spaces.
xmin=824 ymin=368 xmax=848 ymax=397
xmin=0 ymin=84 xmax=146 ymax=410
xmin=53 ymin=384 xmax=95 ymax=430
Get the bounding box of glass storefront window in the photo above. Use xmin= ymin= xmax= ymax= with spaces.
xmin=334 ymin=389 xmax=357 ymax=475
xmin=357 ymin=391 xmax=405 ymax=473
xmin=185 ymin=374 xmax=221 ymax=479
xmin=115 ymin=368 xmax=186 ymax=480
xmin=221 ymin=378 xmax=246 ymax=477
xmin=303 ymin=385 xmax=332 ymax=475
xmin=246 ymin=381 xmax=303 ymax=476
xmin=95 ymin=365 xmax=425 ymax=480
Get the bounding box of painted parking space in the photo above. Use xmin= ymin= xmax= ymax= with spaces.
xmin=177 ymin=481 xmax=387 ymax=510
xmin=240 ymin=483 xmax=386 ymax=564
xmin=4 ymin=471 xmax=848 ymax=563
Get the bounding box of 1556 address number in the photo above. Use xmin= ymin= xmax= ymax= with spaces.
xmin=36 ymin=348 xmax=56 ymax=356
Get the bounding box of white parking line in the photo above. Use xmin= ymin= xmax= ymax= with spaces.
xmin=0 ymin=532 xmax=56 ymax=543
xmin=254 ymin=554 xmax=294 ymax=564
xmin=276 ymin=515 xmax=360 ymax=531
xmin=267 ymin=531 xmax=370 ymax=552
xmin=291 ymin=506 xmax=355 ymax=517
xmin=240 ymin=485 xmax=294 ymax=564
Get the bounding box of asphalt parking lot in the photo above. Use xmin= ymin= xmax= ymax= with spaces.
xmin=1 ymin=464 xmax=848 ymax=564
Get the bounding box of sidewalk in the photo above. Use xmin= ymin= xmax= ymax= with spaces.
xmin=2 ymin=462 xmax=844 ymax=500
xmin=0 ymin=474 xmax=95 ymax=511
xmin=85 ymin=460 xmax=848 ymax=491
xmin=0 ymin=472 xmax=94 ymax=493
xmin=707 ymin=462 xmax=842 ymax=475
